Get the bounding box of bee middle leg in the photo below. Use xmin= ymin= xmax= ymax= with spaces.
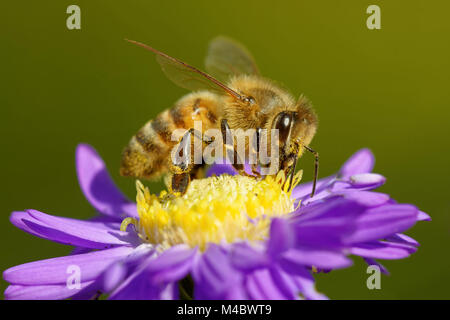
xmin=220 ymin=119 xmax=252 ymax=177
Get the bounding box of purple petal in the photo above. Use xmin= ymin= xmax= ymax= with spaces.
xmin=274 ymin=260 xmax=328 ymax=300
xmin=339 ymin=148 xmax=375 ymax=178
xmin=10 ymin=211 xmax=46 ymax=239
xmin=295 ymin=190 xmax=330 ymax=207
xmin=69 ymin=215 xmax=123 ymax=255
xmin=266 ymin=218 xmax=295 ymax=257
xmin=4 ymin=281 xmax=94 ymax=300
xmin=301 ymin=190 xmax=390 ymax=209
xmin=386 ymin=233 xmax=419 ymax=247
xmin=291 ymin=175 xmax=336 ymax=201
xmin=73 ymin=245 xmax=155 ymax=299
xmin=229 ymin=242 xmax=269 ymax=271
xmin=70 ymin=247 xmax=93 ymax=255
xmin=244 ymin=266 xmax=326 ymax=300
xmin=206 ymin=162 xmax=254 ymax=177
xmin=292 ymin=277 xmax=327 ymax=300
xmin=350 ymin=241 xmax=417 ymax=259
xmin=292 ymin=196 xmax=365 ymax=223
xmin=78 ymin=214 xmax=123 ymax=230
xmin=11 ymin=210 xmax=136 ymax=249
xmin=146 ymin=245 xmax=197 ymax=284
xmin=344 ymin=204 xmax=418 ymax=244
xmin=102 ymin=262 xmax=127 ymax=292
xmin=109 ymin=248 xmax=186 ymax=300
xmin=193 ymin=244 xmax=243 ymax=299
xmin=76 ymin=144 xmax=137 ymax=218
xmin=245 ymin=268 xmax=291 ymax=300
xmin=206 ymin=164 xmax=237 ymax=177
xmin=69 ymin=281 xmax=104 ymax=300
xmin=109 ymin=256 xmax=176 ymax=300
xmin=418 ymin=211 xmax=431 ymax=221
xmin=280 ymin=248 xmax=352 ymax=270
xmin=284 ymin=267 xmax=328 ymax=300
xmin=363 ymin=258 xmax=390 ymax=275
xmin=291 ymin=198 xmax=365 ymax=249
xmin=337 ymin=191 xmax=390 ymax=207
xmin=3 ymin=246 xmax=133 ymax=285
xmin=224 ymin=286 xmax=248 ymax=299
xmin=348 ymin=173 xmax=386 ymax=189
xmin=266 ymin=267 xmax=301 ymax=300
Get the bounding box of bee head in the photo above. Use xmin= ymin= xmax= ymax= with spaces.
xmin=272 ymin=96 xmax=317 ymax=159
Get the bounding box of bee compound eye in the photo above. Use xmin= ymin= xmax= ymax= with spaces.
xmin=274 ymin=112 xmax=292 ymax=143
xmin=275 ymin=112 xmax=291 ymax=130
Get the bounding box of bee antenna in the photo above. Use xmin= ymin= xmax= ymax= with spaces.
xmin=303 ymin=145 xmax=319 ymax=198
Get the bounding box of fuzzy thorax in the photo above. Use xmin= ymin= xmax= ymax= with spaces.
xmin=121 ymin=171 xmax=302 ymax=251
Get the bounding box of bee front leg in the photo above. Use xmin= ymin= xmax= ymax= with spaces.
xmin=280 ymin=153 xmax=298 ymax=192
xmin=250 ymin=127 xmax=262 ymax=179
xmin=220 ymin=119 xmax=251 ymax=177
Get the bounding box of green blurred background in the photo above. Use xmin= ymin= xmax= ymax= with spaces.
xmin=1 ymin=0 xmax=449 ymax=299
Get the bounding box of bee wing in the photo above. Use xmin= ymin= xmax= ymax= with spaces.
xmin=126 ymin=39 xmax=242 ymax=100
xmin=205 ymin=36 xmax=260 ymax=82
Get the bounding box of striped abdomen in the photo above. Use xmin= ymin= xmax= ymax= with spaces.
xmin=120 ymin=91 xmax=221 ymax=180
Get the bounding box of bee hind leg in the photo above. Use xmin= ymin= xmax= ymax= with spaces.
xmin=164 ymin=127 xmax=212 ymax=200
xmin=163 ymin=128 xmax=196 ymax=200
xmin=171 ymin=172 xmax=191 ymax=196
xmin=159 ymin=172 xmax=190 ymax=203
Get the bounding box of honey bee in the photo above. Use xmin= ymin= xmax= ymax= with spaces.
xmin=120 ymin=36 xmax=319 ymax=197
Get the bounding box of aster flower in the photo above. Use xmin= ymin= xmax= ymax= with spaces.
xmin=3 ymin=144 xmax=429 ymax=300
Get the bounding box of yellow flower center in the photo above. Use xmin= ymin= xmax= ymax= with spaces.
xmin=121 ymin=170 xmax=302 ymax=251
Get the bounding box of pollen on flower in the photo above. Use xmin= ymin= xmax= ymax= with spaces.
xmin=121 ymin=170 xmax=302 ymax=251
